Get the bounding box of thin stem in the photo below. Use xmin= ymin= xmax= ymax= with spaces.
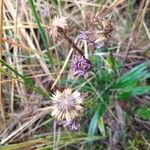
xmin=58 ymin=27 xmax=84 ymax=56
xmin=0 ymin=0 xmax=5 ymax=125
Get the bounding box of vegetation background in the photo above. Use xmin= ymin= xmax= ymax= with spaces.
xmin=0 ymin=0 xmax=150 ymax=149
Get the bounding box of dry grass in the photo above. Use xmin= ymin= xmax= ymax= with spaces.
xmin=0 ymin=0 xmax=150 ymax=149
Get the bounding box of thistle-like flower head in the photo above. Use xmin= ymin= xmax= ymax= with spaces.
xmin=71 ymin=55 xmax=92 ymax=78
xmin=52 ymin=16 xmax=68 ymax=29
xmin=51 ymin=88 xmax=83 ymax=122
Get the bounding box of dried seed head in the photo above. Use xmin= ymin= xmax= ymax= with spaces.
xmin=79 ymin=18 xmax=113 ymax=49
xmin=94 ymin=34 xmax=108 ymax=48
xmin=51 ymin=16 xmax=68 ymax=38
xmin=51 ymin=88 xmax=83 ymax=122
xmin=71 ymin=55 xmax=92 ymax=78
xmin=101 ymin=19 xmax=113 ymax=32
xmin=52 ymin=16 xmax=68 ymax=29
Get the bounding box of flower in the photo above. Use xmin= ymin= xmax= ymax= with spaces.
xmin=51 ymin=16 xmax=68 ymax=38
xmin=71 ymin=55 xmax=92 ymax=78
xmin=79 ymin=31 xmax=89 ymax=40
xmin=61 ymin=120 xmax=80 ymax=131
xmin=51 ymin=88 xmax=83 ymax=123
xmin=79 ymin=18 xmax=113 ymax=49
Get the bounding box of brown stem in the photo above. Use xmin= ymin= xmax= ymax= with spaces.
xmin=57 ymin=27 xmax=84 ymax=56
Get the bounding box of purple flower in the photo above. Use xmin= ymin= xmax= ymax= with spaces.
xmin=62 ymin=120 xmax=80 ymax=131
xmin=71 ymin=55 xmax=92 ymax=78
xmin=79 ymin=31 xmax=89 ymax=40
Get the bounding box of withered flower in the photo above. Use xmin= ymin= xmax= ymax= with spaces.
xmin=79 ymin=18 xmax=113 ymax=49
xmin=71 ymin=55 xmax=92 ymax=78
xmin=51 ymin=16 xmax=68 ymax=38
xmin=51 ymin=88 xmax=83 ymax=123
xmin=94 ymin=34 xmax=108 ymax=48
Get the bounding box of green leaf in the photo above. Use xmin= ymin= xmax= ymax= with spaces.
xmin=117 ymin=91 xmax=132 ymax=100
xmin=117 ymin=86 xmax=150 ymax=100
xmin=136 ymin=108 xmax=150 ymax=120
xmin=98 ymin=117 xmax=106 ymax=137
xmin=131 ymin=86 xmax=150 ymax=95
xmin=0 ymin=59 xmax=27 ymax=80
xmin=88 ymin=97 xmax=108 ymax=138
xmin=114 ymin=61 xmax=150 ymax=89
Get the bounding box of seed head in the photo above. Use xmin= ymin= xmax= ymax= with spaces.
xmin=79 ymin=18 xmax=113 ymax=49
xmin=51 ymin=16 xmax=68 ymax=38
xmin=51 ymin=88 xmax=83 ymax=122
xmin=94 ymin=34 xmax=108 ymax=48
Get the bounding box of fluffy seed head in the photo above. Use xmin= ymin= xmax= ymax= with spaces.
xmin=51 ymin=16 xmax=68 ymax=38
xmin=51 ymin=88 xmax=83 ymax=122
xmin=52 ymin=16 xmax=68 ymax=29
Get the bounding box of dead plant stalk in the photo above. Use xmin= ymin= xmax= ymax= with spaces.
xmin=0 ymin=0 xmax=5 ymax=126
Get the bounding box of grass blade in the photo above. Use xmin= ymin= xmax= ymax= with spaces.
xmin=28 ymin=0 xmax=54 ymax=70
xmin=88 ymin=97 xmax=108 ymax=138
xmin=0 ymin=60 xmax=50 ymax=99
xmin=114 ymin=61 xmax=150 ymax=89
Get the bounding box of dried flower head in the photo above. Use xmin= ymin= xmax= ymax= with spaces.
xmin=71 ymin=55 xmax=92 ymax=78
xmin=79 ymin=18 xmax=113 ymax=49
xmin=101 ymin=19 xmax=113 ymax=32
xmin=51 ymin=88 xmax=83 ymax=122
xmin=94 ymin=34 xmax=108 ymax=48
xmin=51 ymin=16 xmax=68 ymax=38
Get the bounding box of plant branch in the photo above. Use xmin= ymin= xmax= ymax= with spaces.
xmin=57 ymin=27 xmax=84 ymax=56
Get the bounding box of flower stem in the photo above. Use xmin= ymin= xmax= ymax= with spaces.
xmin=58 ymin=27 xmax=84 ymax=56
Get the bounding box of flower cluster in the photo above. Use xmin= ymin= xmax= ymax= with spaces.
xmin=51 ymin=88 xmax=83 ymax=130
xmin=50 ymin=16 xmax=113 ymax=131
xmin=71 ymin=55 xmax=92 ymax=78
xmin=79 ymin=18 xmax=113 ymax=49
